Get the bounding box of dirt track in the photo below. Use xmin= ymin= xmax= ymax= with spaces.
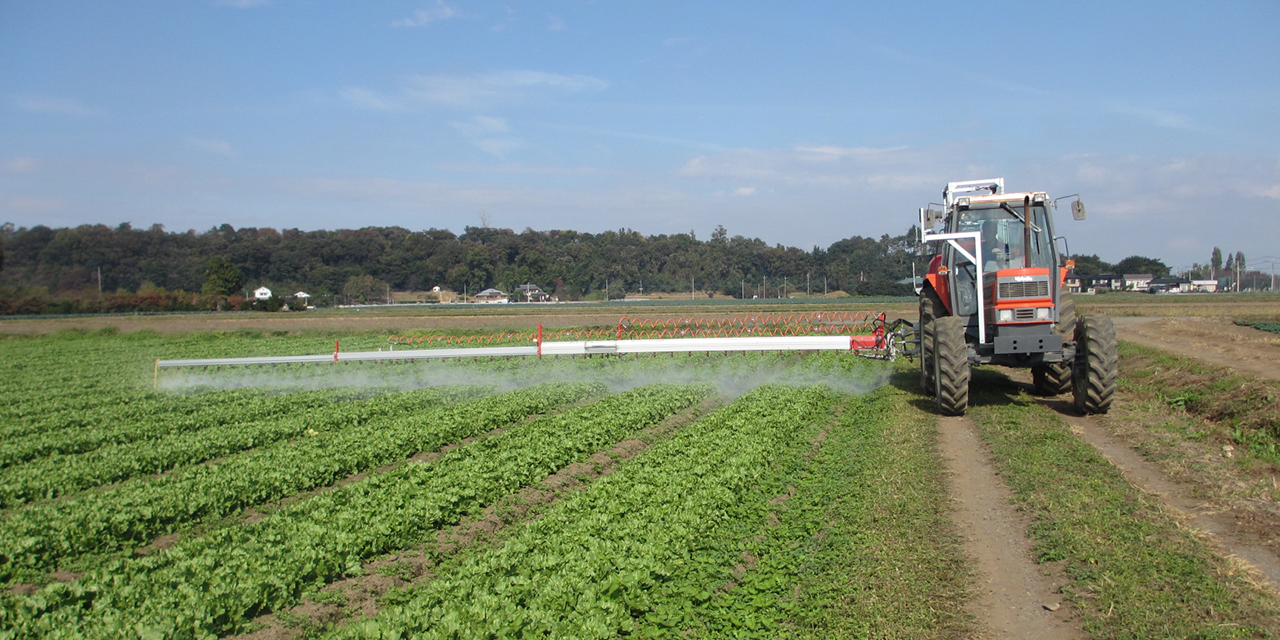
xmin=1112 ymin=316 xmax=1280 ymax=382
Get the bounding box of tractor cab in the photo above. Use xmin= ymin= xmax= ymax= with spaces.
xmin=916 ymin=177 xmax=1115 ymax=418
xmin=921 ymin=180 xmax=1069 ymax=362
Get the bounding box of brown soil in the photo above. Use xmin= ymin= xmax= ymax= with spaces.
xmin=1112 ymin=316 xmax=1280 ymax=382
xmin=937 ymin=415 xmax=1084 ymax=639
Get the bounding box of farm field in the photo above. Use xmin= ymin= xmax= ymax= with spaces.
xmin=1 ymin=302 xmax=1279 ymax=639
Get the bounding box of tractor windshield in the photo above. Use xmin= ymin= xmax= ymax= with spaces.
xmin=955 ymin=204 xmax=1053 ymax=271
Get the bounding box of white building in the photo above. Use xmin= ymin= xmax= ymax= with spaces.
xmin=253 ymin=286 xmax=273 ymax=300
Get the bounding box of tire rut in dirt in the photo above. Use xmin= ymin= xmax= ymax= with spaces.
xmin=937 ymin=414 xmax=1083 ymax=640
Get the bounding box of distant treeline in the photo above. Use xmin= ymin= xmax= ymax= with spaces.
xmin=0 ymin=222 xmax=935 ymax=314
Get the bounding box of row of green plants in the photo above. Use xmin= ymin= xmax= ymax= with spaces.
xmin=1235 ymin=319 xmax=1280 ymax=334
xmin=0 ymin=386 xmax=481 ymax=510
xmin=0 ymin=387 xmax=374 ymax=470
xmin=0 ymin=383 xmax=709 ymax=639
xmin=331 ymin=384 xmax=837 ymax=639
xmin=0 ymin=383 xmax=601 ymax=585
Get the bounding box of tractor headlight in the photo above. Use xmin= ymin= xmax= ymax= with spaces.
xmin=997 ymin=309 xmax=1013 ymax=323
xmin=1036 ymin=307 xmax=1051 ymax=321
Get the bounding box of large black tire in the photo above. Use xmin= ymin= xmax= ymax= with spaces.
xmin=1031 ymin=295 xmax=1077 ymax=395
xmin=918 ymin=289 xmax=940 ymax=392
xmin=1073 ymin=314 xmax=1118 ymax=414
xmin=933 ymin=315 xmax=970 ymax=416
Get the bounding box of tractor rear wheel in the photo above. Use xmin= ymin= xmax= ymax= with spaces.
xmin=933 ymin=315 xmax=970 ymax=416
xmin=1032 ymin=295 xmax=1076 ymax=395
xmin=918 ymin=289 xmax=940 ymax=392
xmin=1072 ymin=314 xmax=1118 ymax=414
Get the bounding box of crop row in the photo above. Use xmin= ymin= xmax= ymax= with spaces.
xmin=0 ymin=386 xmax=386 ymax=470
xmin=0 ymin=385 xmax=485 ymax=510
xmin=329 ymin=383 xmax=837 ymax=639
xmin=0 ymin=382 xmax=602 ymax=584
xmin=1 ymin=383 xmax=710 ymax=639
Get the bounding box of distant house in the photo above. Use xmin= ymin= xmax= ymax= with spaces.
xmin=1190 ymin=279 xmax=1219 ymax=293
xmin=1063 ymin=274 xmax=1084 ymax=294
xmin=1122 ymin=274 xmax=1153 ymax=292
xmin=253 ymin=286 xmax=273 ymax=300
xmin=292 ymin=291 xmax=310 ymax=300
xmin=1089 ymin=274 xmax=1120 ymax=292
xmin=1148 ymin=277 xmax=1192 ymax=293
xmin=473 ymin=288 xmax=508 ymax=303
xmin=516 ymin=283 xmax=551 ymax=302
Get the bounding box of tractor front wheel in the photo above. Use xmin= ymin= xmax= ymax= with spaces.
xmin=933 ymin=315 xmax=970 ymax=416
xmin=918 ymin=289 xmax=940 ymax=392
xmin=1072 ymin=314 xmax=1118 ymax=414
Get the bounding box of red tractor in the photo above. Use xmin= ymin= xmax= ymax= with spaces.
xmin=916 ymin=178 xmax=1117 ymax=416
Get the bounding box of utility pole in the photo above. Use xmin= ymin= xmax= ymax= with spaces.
xmin=97 ymin=266 xmax=102 ymax=296
xmin=806 ymin=272 xmax=810 ymax=297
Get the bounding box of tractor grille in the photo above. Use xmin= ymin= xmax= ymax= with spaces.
xmin=1014 ymin=308 xmax=1037 ymax=320
xmin=998 ymin=280 xmax=1049 ymax=299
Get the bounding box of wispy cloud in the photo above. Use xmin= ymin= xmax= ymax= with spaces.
xmin=450 ymin=116 xmax=519 ymax=157
xmin=2 ymin=196 xmax=65 ymax=214
xmin=391 ymin=1 xmax=461 ymax=27
xmin=1 ymin=156 xmax=43 ymax=173
xmin=680 ymin=144 xmax=957 ymax=190
xmin=548 ymin=16 xmax=565 ymax=31
xmin=10 ymin=94 xmax=100 ymax=117
xmin=187 ymin=138 xmax=236 ymax=157
xmin=1104 ymin=101 xmax=1198 ymax=131
xmin=450 ymin=115 xmax=508 ymax=137
xmin=343 ymin=70 xmax=607 ymax=111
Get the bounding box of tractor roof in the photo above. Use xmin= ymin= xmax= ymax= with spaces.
xmin=957 ymin=191 xmax=1048 ymax=207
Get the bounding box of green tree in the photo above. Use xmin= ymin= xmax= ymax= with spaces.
xmin=201 ymin=256 xmax=243 ymax=296
xmin=341 ymin=274 xmax=389 ymax=304
xmin=1113 ymin=255 xmax=1169 ymax=278
xmin=1068 ymin=254 xmax=1112 ymax=278
xmin=1211 ymin=247 xmax=1222 ymax=279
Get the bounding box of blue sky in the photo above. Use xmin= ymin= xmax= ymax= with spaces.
xmin=2 ymin=1 xmax=1278 ymax=272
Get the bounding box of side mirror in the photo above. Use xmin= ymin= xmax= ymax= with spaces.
xmin=1071 ymin=200 xmax=1086 ymax=220
xmin=921 ymin=207 xmax=943 ymax=230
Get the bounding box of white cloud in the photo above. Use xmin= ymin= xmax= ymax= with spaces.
xmin=450 ymin=115 xmax=508 ymax=137
xmin=548 ymin=16 xmax=565 ymax=31
xmin=473 ymin=138 xmax=524 ymax=158
xmin=733 ymin=187 xmax=756 ymax=196
xmin=680 ymin=144 xmax=958 ymax=191
xmin=187 ymin=138 xmax=235 ymax=157
xmin=10 ymin=94 xmax=99 ymax=117
xmin=2 ymin=157 xmax=43 ymax=173
xmin=345 ymin=70 xmax=607 ymax=111
xmin=391 ymin=1 xmax=461 ymax=27
xmin=340 ymin=87 xmax=406 ymax=112
xmin=2 ymin=196 xmax=65 ymax=214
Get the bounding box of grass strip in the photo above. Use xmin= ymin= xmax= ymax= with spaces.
xmin=781 ymin=371 xmax=970 ymax=639
xmin=967 ymin=370 xmax=1280 ymax=639
xmin=624 ymin=372 xmax=969 ymax=639
xmin=1 ymin=384 xmax=707 ymax=639
xmin=1117 ymin=341 xmax=1280 ymax=464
